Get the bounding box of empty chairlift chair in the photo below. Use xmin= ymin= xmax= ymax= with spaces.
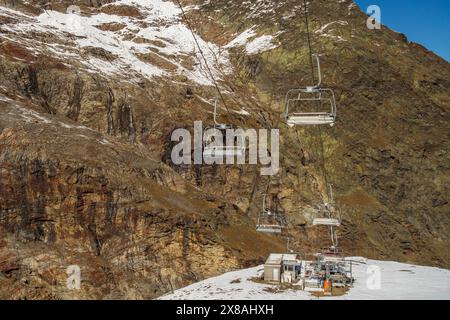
xmin=203 ymin=100 xmax=245 ymax=159
xmin=256 ymin=195 xmax=286 ymax=234
xmin=284 ymin=54 xmax=337 ymax=127
xmin=312 ymin=184 xmax=341 ymax=227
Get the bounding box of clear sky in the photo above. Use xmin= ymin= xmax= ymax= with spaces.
xmin=354 ymin=0 xmax=450 ymax=62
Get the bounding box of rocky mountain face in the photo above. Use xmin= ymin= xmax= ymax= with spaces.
xmin=0 ymin=0 xmax=449 ymax=299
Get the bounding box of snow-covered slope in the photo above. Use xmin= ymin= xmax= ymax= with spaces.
xmin=0 ymin=0 xmax=285 ymax=86
xmin=159 ymin=257 xmax=450 ymax=300
xmin=0 ymin=1 xmax=231 ymax=85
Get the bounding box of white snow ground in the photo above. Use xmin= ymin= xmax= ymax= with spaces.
xmin=159 ymin=257 xmax=450 ymax=300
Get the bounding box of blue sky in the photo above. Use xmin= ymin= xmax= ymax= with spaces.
xmin=354 ymin=0 xmax=450 ymax=62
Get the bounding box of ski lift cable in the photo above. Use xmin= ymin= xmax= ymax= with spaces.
xmin=303 ymin=0 xmax=316 ymax=87
xmin=177 ymin=0 xmax=273 ymax=120
xmin=302 ymin=0 xmax=331 ymax=200
xmin=174 ymin=0 xmax=229 ymax=111
xmin=302 ymin=0 xmax=341 ymax=249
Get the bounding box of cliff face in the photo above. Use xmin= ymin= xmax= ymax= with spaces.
xmin=0 ymin=0 xmax=449 ymax=299
xmin=0 ymin=96 xmax=286 ymax=299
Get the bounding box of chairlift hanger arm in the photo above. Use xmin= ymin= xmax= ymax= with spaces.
xmin=303 ymin=0 xmax=315 ymax=87
xmin=311 ymin=54 xmax=322 ymax=88
xmin=213 ymin=99 xmax=221 ymax=126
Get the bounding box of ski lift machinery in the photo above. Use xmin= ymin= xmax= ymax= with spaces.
xmin=203 ymin=100 xmax=245 ymax=159
xmin=284 ymin=54 xmax=337 ymax=127
xmin=256 ymin=194 xmax=286 ymax=234
xmin=270 ymin=0 xmax=352 ymax=289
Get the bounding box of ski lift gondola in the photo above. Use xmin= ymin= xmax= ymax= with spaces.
xmin=256 ymin=194 xmax=286 ymax=234
xmin=284 ymin=54 xmax=337 ymax=127
xmin=203 ymin=100 xmax=245 ymax=159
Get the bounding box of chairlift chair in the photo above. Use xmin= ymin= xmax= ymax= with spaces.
xmin=312 ymin=184 xmax=340 ymax=227
xmin=256 ymin=194 xmax=285 ymax=234
xmin=203 ymin=100 xmax=246 ymax=159
xmin=284 ymin=54 xmax=337 ymax=127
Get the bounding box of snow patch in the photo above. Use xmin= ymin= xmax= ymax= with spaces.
xmin=0 ymin=2 xmax=231 ymax=86
xmin=159 ymin=257 xmax=450 ymax=300
xmin=315 ymin=20 xmax=348 ymax=34
xmin=246 ymin=35 xmax=278 ymax=54
xmin=226 ymin=27 xmax=279 ymax=54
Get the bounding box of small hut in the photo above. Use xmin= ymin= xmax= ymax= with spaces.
xmin=264 ymin=253 xmax=301 ymax=283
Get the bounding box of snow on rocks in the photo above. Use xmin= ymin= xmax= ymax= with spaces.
xmin=0 ymin=1 xmax=231 ymax=86
xmin=314 ymin=20 xmax=348 ymax=42
xmin=315 ymin=20 xmax=349 ymax=35
xmin=226 ymin=27 xmax=258 ymax=49
xmin=226 ymin=27 xmax=279 ymax=54
xmin=246 ymin=35 xmax=278 ymax=54
xmin=159 ymin=257 xmax=450 ymax=300
xmin=246 ymin=0 xmax=286 ymax=19
xmin=0 ymin=0 xmax=284 ymax=85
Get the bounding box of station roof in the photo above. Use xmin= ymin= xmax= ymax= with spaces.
xmin=265 ymin=253 xmax=298 ymax=265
